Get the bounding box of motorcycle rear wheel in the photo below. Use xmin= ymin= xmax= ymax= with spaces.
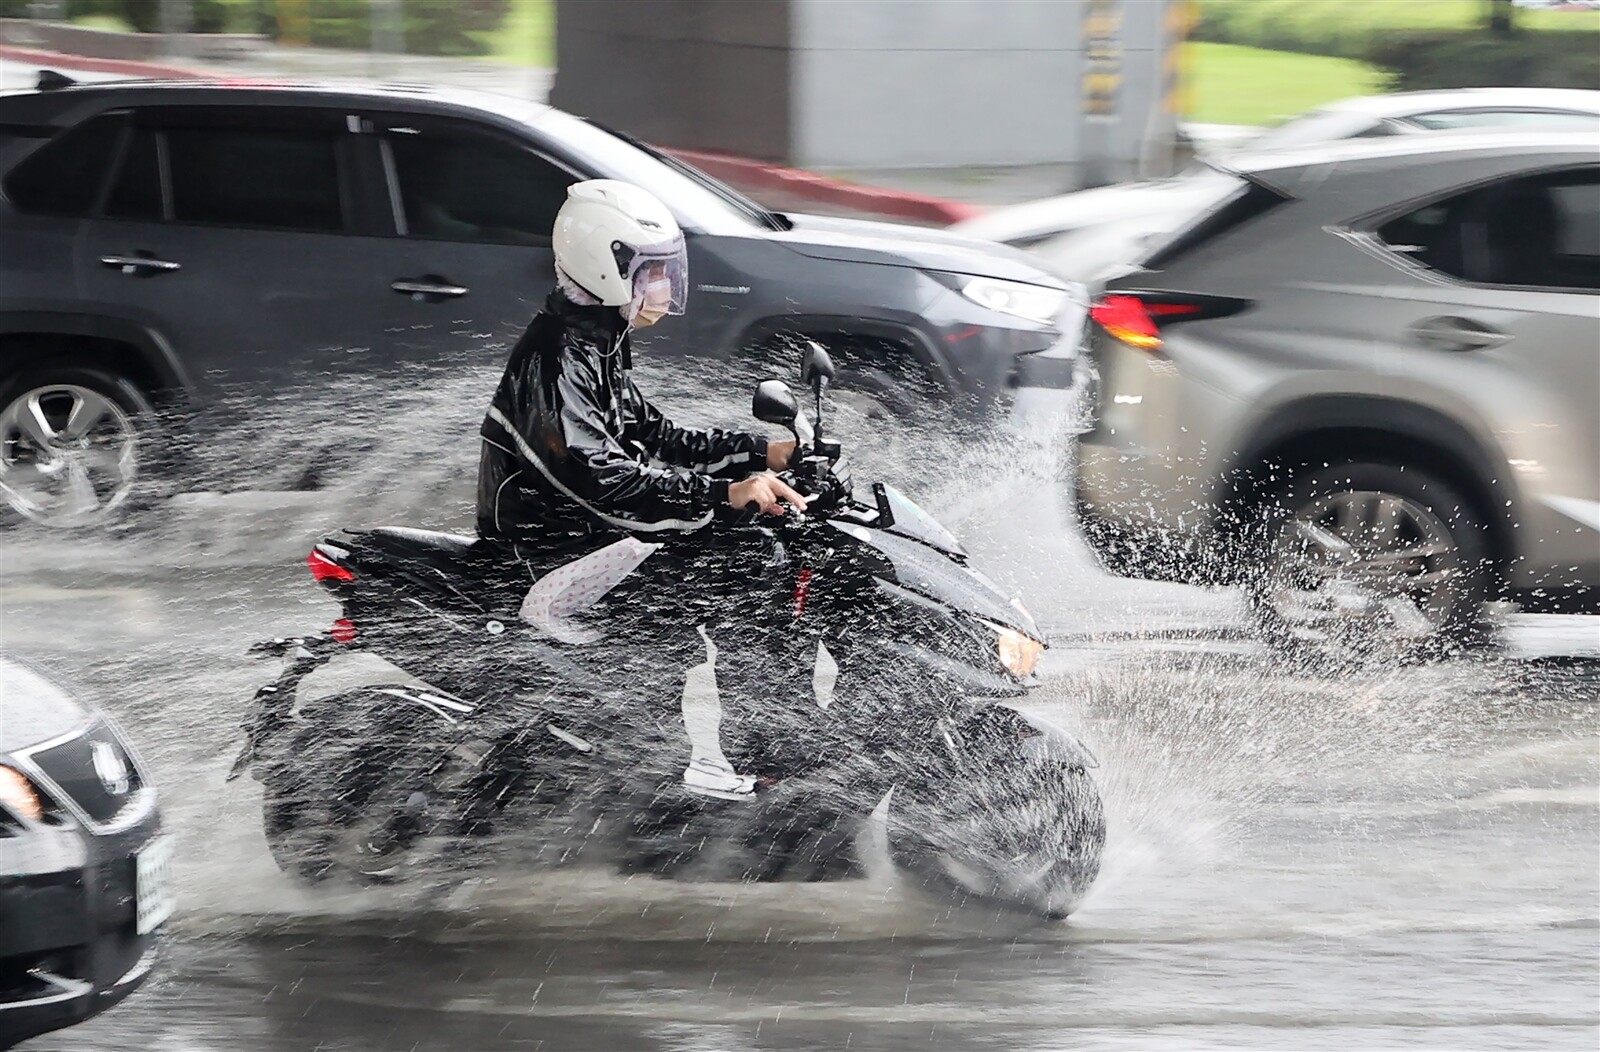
xmin=259 ymin=686 xmax=476 ymax=887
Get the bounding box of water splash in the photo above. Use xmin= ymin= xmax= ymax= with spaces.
xmin=3 ymin=355 xmax=1594 ymax=949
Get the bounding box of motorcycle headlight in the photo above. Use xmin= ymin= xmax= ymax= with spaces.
xmin=990 ymin=624 xmax=1043 ymax=678
xmin=961 ymin=277 xmax=1068 ymax=326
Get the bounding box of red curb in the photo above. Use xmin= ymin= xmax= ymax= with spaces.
xmin=667 ymin=148 xmax=984 ymax=227
xmin=2 ymin=45 xmax=985 ymax=226
xmin=0 ymin=45 xmax=205 ymax=80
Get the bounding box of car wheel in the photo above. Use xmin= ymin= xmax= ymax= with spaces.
xmin=1247 ymin=461 xmax=1492 ymax=663
xmin=0 ymin=366 xmax=155 ymax=529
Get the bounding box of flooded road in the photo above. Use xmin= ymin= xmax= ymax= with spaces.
xmin=2 ymin=375 xmax=1596 ymax=1050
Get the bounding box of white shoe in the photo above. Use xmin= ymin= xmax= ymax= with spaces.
xmin=683 ymin=758 xmax=757 ymax=801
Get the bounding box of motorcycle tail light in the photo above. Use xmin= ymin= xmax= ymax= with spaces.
xmin=308 ymin=549 xmax=355 ymax=583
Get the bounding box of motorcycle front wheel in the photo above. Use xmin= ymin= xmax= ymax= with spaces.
xmin=886 ymin=707 xmax=1106 ymax=920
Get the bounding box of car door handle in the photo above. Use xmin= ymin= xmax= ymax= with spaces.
xmin=392 ymin=277 xmax=469 ymax=300
xmin=101 ymin=254 xmax=181 ymax=276
xmin=1408 ymin=315 xmax=1510 ymax=352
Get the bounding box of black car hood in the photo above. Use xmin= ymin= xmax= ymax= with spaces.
xmin=1 ymin=658 xmax=90 ymax=753
xmin=773 ymin=213 xmax=1068 ymax=287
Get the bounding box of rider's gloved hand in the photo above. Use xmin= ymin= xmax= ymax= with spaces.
xmin=766 ymin=439 xmax=798 ymax=472
xmin=729 ymin=474 xmax=808 ymax=516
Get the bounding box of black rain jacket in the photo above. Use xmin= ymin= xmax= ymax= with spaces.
xmin=477 ymin=291 xmax=767 ymax=561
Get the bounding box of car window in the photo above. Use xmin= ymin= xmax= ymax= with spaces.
xmin=1375 ymin=166 xmax=1600 ymax=291
xmin=163 ymin=125 xmax=344 ymax=232
xmin=1350 ymin=121 xmax=1403 ymax=138
xmin=2 ymin=112 xmax=124 ymax=217
xmin=104 ymin=127 xmax=163 ymax=221
xmin=1408 ymin=109 xmax=1600 ymax=131
xmin=536 ymin=110 xmax=772 ymax=234
xmin=384 ymin=124 xmax=575 ymax=245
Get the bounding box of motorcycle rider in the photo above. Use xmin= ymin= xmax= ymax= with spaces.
xmin=477 ymin=179 xmax=811 ymax=799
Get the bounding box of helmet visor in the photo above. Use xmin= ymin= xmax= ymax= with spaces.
xmin=615 ymin=234 xmax=688 ymax=319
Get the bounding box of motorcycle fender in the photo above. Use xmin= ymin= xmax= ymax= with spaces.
xmin=227 ymin=638 xmax=329 ymax=782
xmin=1009 ymin=708 xmax=1099 ymax=770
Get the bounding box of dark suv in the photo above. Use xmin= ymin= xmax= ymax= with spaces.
xmin=0 ymin=75 xmax=1076 ymax=528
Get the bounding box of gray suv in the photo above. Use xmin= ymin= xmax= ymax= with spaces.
xmin=1074 ymin=131 xmax=1599 ymax=659
xmin=0 ymin=76 xmax=1075 ymax=528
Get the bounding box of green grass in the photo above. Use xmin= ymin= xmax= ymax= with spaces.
xmin=479 ymin=0 xmax=555 ymax=67
xmin=1198 ymin=0 xmax=1600 ymax=60
xmin=1190 ymin=41 xmax=1386 ymax=125
xmin=71 ymin=14 xmax=135 ymax=34
xmin=1217 ymin=0 xmax=1600 ymax=32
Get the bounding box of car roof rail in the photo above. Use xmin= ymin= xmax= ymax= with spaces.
xmin=37 ymin=70 xmax=77 ymax=92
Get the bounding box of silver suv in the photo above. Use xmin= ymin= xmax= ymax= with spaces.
xmin=1074 ymin=131 xmax=1599 ymax=659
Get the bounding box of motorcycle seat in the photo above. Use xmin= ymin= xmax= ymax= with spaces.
xmin=367 ymin=526 xmax=481 ymax=564
xmin=358 ymin=527 xmax=519 ymax=609
xmin=368 ymin=521 xmax=473 ymax=549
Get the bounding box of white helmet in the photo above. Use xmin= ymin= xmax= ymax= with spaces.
xmin=553 ymin=180 xmax=687 ymax=316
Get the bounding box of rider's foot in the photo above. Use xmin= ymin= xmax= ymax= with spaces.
xmin=683 ymin=758 xmax=757 ymax=801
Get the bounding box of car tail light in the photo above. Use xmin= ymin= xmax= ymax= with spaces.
xmin=1090 ymin=295 xmax=1163 ymax=351
xmin=307 ymin=549 xmax=355 ymax=583
xmin=329 ymin=618 xmax=357 ymax=645
xmin=1089 ymin=292 xmax=1250 ymax=353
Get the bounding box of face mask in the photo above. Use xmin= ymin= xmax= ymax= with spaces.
xmin=627 ymin=268 xmax=676 ymax=328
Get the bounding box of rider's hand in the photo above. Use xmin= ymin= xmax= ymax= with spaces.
xmin=729 ymin=474 xmax=808 ymax=516
xmin=766 ymin=439 xmax=798 ymax=472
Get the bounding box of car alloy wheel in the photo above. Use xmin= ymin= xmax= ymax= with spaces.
xmin=1260 ymin=488 xmax=1466 ymax=657
xmin=0 ymin=383 xmax=140 ymax=528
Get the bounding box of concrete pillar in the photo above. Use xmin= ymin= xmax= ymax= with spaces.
xmin=553 ymin=0 xmax=1179 ymax=183
xmin=552 ymin=0 xmax=792 ymax=163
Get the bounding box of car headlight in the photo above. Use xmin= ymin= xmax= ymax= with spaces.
xmin=961 ymin=277 xmax=1068 ymax=326
xmin=0 ymin=765 xmax=46 ymax=822
xmin=989 ymin=624 xmax=1044 ymax=678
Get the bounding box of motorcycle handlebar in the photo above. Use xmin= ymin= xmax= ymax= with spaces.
xmin=719 ymin=445 xmax=850 ymax=530
xmin=722 ymin=466 xmax=847 ymax=529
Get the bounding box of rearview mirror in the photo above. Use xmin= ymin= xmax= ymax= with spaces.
xmin=753 ymin=379 xmax=799 ymax=427
xmin=800 ymin=341 xmax=836 ymax=388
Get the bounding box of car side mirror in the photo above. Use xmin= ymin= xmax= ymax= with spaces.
xmin=753 ymin=380 xmax=800 ymax=427
xmin=799 ymin=341 xmax=836 ymax=390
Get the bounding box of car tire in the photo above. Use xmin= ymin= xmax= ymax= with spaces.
xmin=0 ymin=364 xmax=160 ymax=530
xmin=1246 ymin=461 xmax=1493 ymax=664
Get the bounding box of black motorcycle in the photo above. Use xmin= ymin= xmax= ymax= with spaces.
xmin=231 ymin=345 xmax=1104 ymax=919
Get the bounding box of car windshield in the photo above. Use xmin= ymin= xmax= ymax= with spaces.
xmin=532 ymin=110 xmax=784 ymax=234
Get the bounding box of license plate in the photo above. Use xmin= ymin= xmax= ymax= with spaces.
xmin=135 ymin=835 xmax=175 ymax=935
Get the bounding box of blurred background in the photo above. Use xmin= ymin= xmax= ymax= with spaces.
xmin=2 ymin=0 xmax=1595 ymax=206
